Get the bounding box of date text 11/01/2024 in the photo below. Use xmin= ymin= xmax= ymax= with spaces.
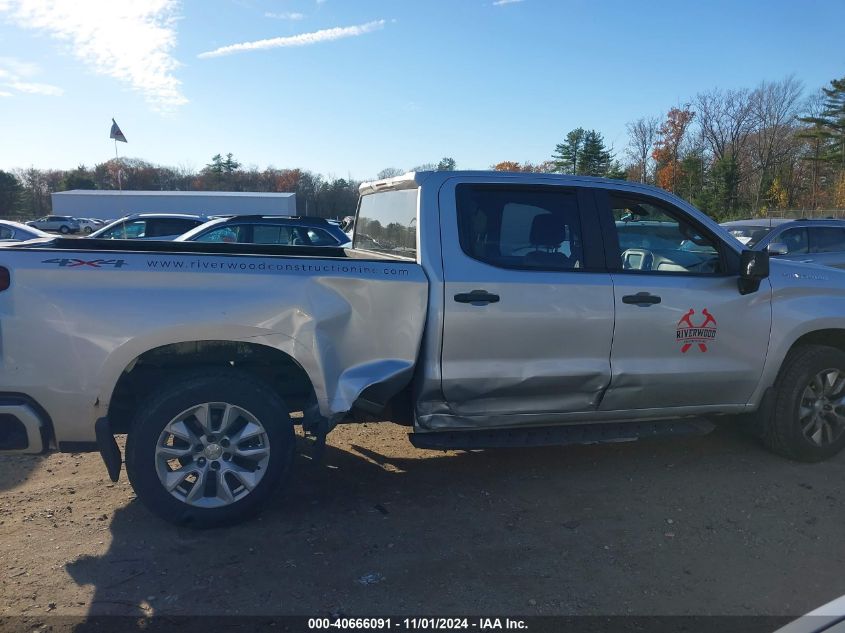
xmin=307 ymin=618 xmax=528 ymax=630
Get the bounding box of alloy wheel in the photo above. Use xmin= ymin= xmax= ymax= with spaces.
xmin=155 ymin=402 xmax=271 ymax=508
xmin=798 ymin=368 xmax=845 ymax=447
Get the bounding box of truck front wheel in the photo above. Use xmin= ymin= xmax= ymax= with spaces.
xmin=763 ymin=345 xmax=845 ymax=462
xmin=125 ymin=370 xmax=294 ymax=527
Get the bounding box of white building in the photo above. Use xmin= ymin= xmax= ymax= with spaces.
xmin=51 ymin=190 xmax=297 ymax=220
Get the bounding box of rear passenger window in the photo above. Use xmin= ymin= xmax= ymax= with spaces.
xmin=455 ymin=185 xmax=583 ymax=271
xmin=810 ymin=227 xmax=845 ymax=253
xmin=253 ymin=225 xmax=291 ymax=244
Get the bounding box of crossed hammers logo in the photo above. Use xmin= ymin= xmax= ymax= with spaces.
xmin=677 ymin=308 xmax=717 ymax=353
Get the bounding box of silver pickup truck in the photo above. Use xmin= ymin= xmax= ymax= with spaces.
xmin=2 ymin=171 xmax=845 ymax=526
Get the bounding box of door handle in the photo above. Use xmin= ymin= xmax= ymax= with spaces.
xmin=622 ymin=292 xmax=661 ymax=306
xmin=454 ymin=289 xmax=500 ymax=305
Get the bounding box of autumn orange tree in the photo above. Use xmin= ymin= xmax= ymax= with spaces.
xmin=491 ymin=160 xmax=556 ymax=173
xmin=492 ymin=161 xmax=523 ymax=172
xmin=652 ymin=106 xmax=695 ymax=193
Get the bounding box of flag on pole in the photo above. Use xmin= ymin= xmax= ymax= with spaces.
xmin=109 ymin=118 xmax=127 ymax=143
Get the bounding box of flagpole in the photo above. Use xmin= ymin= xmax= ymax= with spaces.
xmin=114 ymin=138 xmax=122 ymax=192
xmin=110 ymin=118 xmax=126 ymax=192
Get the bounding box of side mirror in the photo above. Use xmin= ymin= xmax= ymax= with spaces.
xmin=767 ymin=242 xmax=788 ymax=256
xmin=739 ymin=249 xmax=770 ymax=295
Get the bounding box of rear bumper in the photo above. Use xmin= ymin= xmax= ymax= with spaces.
xmin=0 ymin=400 xmax=48 ymax=453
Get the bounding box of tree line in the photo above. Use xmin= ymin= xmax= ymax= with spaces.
xmin=1 ymin=74 xmax=842 ymax=222
xmin=0 ymin=153 xmax=461 ymax=220
xmin=492 ymin=75 xmax=845 ymax=220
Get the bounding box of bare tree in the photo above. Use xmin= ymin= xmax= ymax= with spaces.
xmin=625 ymin=116 xmax=660 ymax=183
xmin=695 ymin=87 xmax=755 ymax=161
xmin=377 ymin=167 xmax=404 ymax=179
xmin=748 ymin=76 xmax=804 ymax=212
xmin=695 ymin=88 xmax=755 ymax=212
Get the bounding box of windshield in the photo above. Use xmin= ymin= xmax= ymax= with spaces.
xmin=724 ymin=225 xmax=774 ymax=247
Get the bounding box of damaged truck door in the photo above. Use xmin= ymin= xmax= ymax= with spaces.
xmin=437 ymin=181 xmax=615 ymax=425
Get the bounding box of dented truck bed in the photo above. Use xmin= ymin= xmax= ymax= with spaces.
xmin=0 ymin=238 xmax=428 ymax=451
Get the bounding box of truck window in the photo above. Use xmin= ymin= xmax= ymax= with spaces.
xmin=777 ymin=227 xmax=809 ymax=254
xmin=809 ymin=227 xmax=845 ymax=253
xmin=354 ymin=188 xmax=418 ymax=259
xmin=609 ymin=196 xmax=723 ymax=274
xmin=455 ymin=185 xmax=582 ymax=271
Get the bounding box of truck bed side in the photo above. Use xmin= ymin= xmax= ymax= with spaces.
xmin=0 ymin=243 xmax=428 ymax=447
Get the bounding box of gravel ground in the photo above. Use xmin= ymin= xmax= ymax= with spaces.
xmin=1 ymin=421 xmax=844 ymax=620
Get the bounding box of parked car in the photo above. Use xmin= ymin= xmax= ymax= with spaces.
xmin=175 ymin=215 xmax=352 ymax=247
xmin=0 ymin=220 xmax=52 ymax=242
xmin=76 ymin=218 xmax=101 ymax=234
xmin=722 ymin=218 xmax=845 ymax=269
xmin=88 ymin=213 xmax=208 ymax=241
xmin=26 ymin=215 xmax=80 ymax=234
xmin=3 ymin=171 xmax=845 ymax=528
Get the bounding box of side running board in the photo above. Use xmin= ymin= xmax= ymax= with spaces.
xmin=409 ymin=418 xmax=715 ymax=450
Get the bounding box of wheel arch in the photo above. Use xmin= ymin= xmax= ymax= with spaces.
xmin=786 ymin=329 xmax=845 ymax=357
xmin=106 ymin=340 xmax=317 ymax=434
xmin=751 ymin=325 xmax=845 ymax=409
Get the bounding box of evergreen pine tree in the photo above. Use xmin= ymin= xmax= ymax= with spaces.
xmin=820 ymin=77 xmax=845 ymax=169
xmin=578 ymin=130 xmax=612 ymax=176
xmin=552 ymin=128 xmax=585 ymax=174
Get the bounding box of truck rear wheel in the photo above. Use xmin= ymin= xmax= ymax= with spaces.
xmin=125 ymin=370 xmax=294 ymax=527
xmin=762 ymin=345 xmax=845 ymax=462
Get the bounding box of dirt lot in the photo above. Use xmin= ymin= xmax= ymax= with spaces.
xmin=1 ymin=421 xmax=844 ymax=620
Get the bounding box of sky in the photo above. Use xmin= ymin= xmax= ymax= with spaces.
xmin=0 ymin=0 xmax=843 ymax=180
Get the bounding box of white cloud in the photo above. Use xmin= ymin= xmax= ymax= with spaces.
xmin=6 ymin=80 xmax=63 ymax=95
xmin=265 ymin=11 xmax=305 ymax=20
xmin=0 ymin=90 xmax=13 ymax=97
xmin=0 ymin=56 xmax=39 ymax=77
xmin=0 ymin=0 xmax=186 ymax=111
xmin=198 ymin=19 xmax=386 ymax=59
xmin=0 ymin=56 xmax=63 ymax=96
xmin=493 ymin=0 xmax=525 ymax=5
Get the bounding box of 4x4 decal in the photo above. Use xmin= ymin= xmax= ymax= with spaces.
xmin=677 ymin=308 xmax=717 ymax=353
xmin=42 ymin=258 xmax=128 ymax=268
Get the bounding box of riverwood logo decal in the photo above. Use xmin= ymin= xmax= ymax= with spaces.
xmin=42 ymin=258 xmax=128 ymax=268
xmin=676 ymin=308 xmax=717 ymax=353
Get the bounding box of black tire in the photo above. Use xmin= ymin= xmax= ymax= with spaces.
xmin=125 ymin=369 xmax=294 ymax=527
xmin=83 ymin=226 xmax=93 ymax=234
xmin=761 ymin=345 xmax=845 ymax=462
xmin=59 ymin=225 xmax=70 ymax=234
